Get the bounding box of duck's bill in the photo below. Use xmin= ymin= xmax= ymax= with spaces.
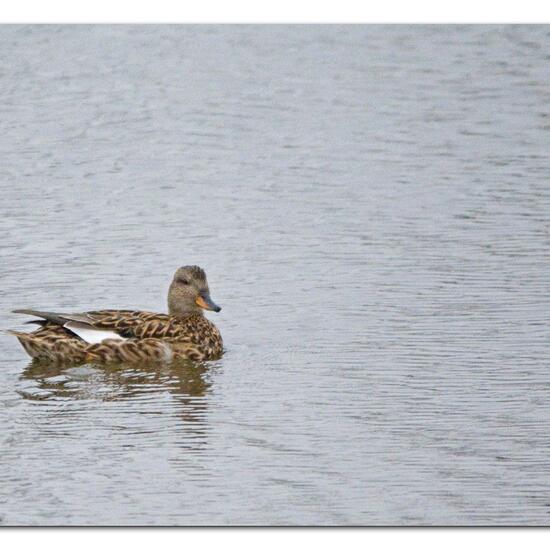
xmin=196 ymin=292 xmax=222 ymax=312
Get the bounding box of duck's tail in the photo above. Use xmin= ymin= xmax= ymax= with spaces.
xmin=12 ymin=309 xmax=69 ymax=325
xmin=8 ymin=329 xmax=88 ymax=363
xmin=6 ymin=330 xmax=46 ymax=359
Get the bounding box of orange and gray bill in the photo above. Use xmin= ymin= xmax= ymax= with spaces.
xmin=195 ymin=292 xmax=221 ymax=312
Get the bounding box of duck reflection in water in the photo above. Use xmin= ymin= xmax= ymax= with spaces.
xmin=19 ymin=358 xmax=218 ymax=447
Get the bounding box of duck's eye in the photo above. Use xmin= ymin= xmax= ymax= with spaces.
xmin=178 ymin=278 xmax=189 ymax=285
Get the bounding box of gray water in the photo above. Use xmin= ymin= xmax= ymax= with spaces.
xmin=1 ymin=25 xmax=549 ymax=526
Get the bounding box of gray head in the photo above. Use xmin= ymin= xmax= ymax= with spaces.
xmin=168 ymin=266 xmax=221 ymax=317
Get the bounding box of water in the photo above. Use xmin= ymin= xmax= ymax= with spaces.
xmin=0 ymin=25 xmax=549 ymax=526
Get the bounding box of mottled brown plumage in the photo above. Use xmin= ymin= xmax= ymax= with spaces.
xmin=9 ymin=266 xmax=223 ymax=364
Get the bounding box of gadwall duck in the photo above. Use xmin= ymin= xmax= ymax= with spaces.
xmin=9 ymin=266 xmax=223 ymax=363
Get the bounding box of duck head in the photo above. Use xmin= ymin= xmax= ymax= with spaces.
xmin=168 ymin=265 xmax=221 ymax=317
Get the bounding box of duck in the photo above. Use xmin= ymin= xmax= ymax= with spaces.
xmin=9 ymin=265 xmax=223 ymax=364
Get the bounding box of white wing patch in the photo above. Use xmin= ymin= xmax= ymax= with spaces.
xmin=64 ymin=321 xmax=126 ymax=344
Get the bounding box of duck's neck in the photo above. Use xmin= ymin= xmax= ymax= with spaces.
xmin=168 ymin=302 xmax=203 ymax=318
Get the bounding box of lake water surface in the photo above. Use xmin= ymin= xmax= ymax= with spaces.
xmin=1 ymin=25 xmax=549 ymax=525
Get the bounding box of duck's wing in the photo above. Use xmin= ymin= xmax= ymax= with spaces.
xmin=12 ymin=309 xmax=171 ymax=343
xmin=86 ymin=310 xmax=186 ymax=339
